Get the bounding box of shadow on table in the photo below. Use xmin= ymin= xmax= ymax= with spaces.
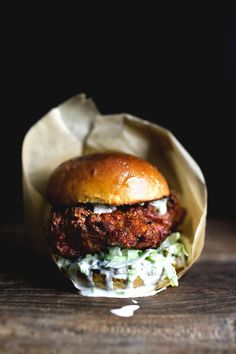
xmin=0 ymin=225 xmax=74 ymax=292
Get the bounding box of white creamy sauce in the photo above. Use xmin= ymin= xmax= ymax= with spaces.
xmin=93 ymin=197 xmax=167 ymax=215
xmin=156 ymin=287 xmax=167 ymax=293
xmin=131 ymin=299 xmax=138 ymax=304
xmin=150 ymin=198 xmax=168 ymax=215
xmin=93 ymin=204 xmax=117 ymax=214
xmin=73 ymin=282 xmax=163 ymax=298
xmin=100 ymin=269 xmax=114 ymax=290
xmin=110 ymin=305 xmax=140 ymax=317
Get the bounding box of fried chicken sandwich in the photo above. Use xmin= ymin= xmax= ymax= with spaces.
xmin=46 ymin=152 xmax=189 ymax=297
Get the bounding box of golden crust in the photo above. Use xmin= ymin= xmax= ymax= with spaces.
xmin=47 ymin=152 xmax=170 ymax=205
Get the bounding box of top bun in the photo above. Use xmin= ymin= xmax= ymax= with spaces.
xmin=47 ymin=152 xmax=170 ymax=205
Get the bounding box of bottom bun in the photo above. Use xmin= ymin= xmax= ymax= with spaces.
xmin=70 ymin=275 xmax=167 ymax=298
xmin=52 ymin=232 xmax=190 ymax=298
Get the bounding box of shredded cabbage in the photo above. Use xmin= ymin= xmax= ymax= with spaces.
xmin=53 ymin=232 xmax=189 ymax=289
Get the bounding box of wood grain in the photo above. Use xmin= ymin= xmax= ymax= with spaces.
xmin=0 ymin=220 xmax=235 ymax=354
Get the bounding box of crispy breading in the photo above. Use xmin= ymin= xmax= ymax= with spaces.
xmin=47 ymin=193 xmax=184 ymax=258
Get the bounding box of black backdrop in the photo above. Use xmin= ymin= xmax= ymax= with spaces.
xmin=1 ymin=12 xmax=235 ymax=224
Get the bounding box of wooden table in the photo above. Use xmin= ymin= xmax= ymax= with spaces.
xmin=0 ymin=220 xmax=235 ymax=354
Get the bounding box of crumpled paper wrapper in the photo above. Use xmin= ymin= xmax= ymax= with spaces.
xmin=22 ymin=94 xmax=207 ymax=292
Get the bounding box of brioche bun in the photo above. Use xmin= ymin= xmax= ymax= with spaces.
xmin=47 ymin=152 xmax=170 ymax=205
xmin=77 ymin=271 xmax=144 ymax=290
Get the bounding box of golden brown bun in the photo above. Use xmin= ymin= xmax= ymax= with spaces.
xmin=47 ymin=152 xmax=170 ymax=205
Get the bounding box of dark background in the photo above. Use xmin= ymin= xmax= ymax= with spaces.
xmin=1 ymin=11 xmax=235 ymax=224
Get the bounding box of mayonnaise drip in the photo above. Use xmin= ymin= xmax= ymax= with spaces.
xmin=149 ymin=198 xmax=168 ymax=215
xmin=92 ymin=197 xmax=168 ymax=215
xmin=93 ymin=204 xmax=117 ymax=214
xmin=110 ymin=305 xmax=140 ymax=317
